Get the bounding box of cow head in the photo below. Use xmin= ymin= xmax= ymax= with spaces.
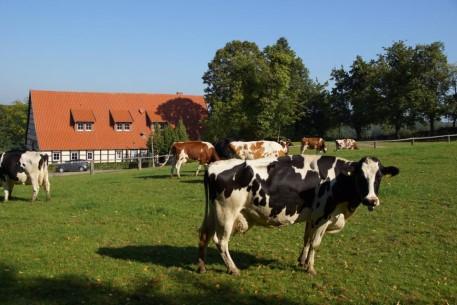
xmin=343 ymin=157 xmax=399 ymax=211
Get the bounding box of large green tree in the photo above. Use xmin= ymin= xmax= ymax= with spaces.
xmin=0 ymin=100 xmax=28 ymax=151
xmin=377 ymin=41 xmax=419 ymax=138
xmin=330 ymin=56 xmax=381 ymax=139
xmin=412 ymin=42 xmax=449 ymax=134
xmin=445 ymin=64 xmax=457 ymax=127
xmin=202 ymin=38 xmax=313 ymax=141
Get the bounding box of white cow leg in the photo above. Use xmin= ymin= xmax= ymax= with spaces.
xmin=31 ymin=177 xmax=40 ymax=201
xmin=214 ymin=212 xmax=239 ymax=275
xmin=43 ymin=176 xmax=51 ymax=201
xmin=304 ymin=222 xmax=330 ymax=275
xmin=298 ymin=221 xmax=312 ymax=267
xmin=175 ymin=158 xmax=187 ymax=178
xmin=195 ymin=164 xmax=202 ymax=176
xmin=3 ymin=180 xmax=14 ymax=202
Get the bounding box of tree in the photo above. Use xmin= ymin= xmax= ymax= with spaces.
xmin=445 ymin=64 xmax=457 ymax=127
xmin=377 ymin=41 xmax=419 ymax=138
xmin=330 ymin=56 xmax=381 ymax=139
xmin=0 ymin=100 xmax=28 ymax=151
xmin=413 ymin=42 xmax=449 ymax=134
xmin=295 ymin=82 xmax=333 ymax=137
xmin=175 ymin=119 xmax=189 ymax=141
xmin=202 ymin=38 xmax=313 ymax=141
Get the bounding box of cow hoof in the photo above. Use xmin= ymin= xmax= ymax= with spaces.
xmin=305 ymin=267 xmax=317 ymax=275
xmin=197 ymin=265 xmax=206 ymax=274
xmin=228 ymin=268 xmax=240 ymax=276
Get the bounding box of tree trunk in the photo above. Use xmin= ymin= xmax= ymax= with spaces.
xmin=453 ymin=118 xmax=456 ymax=128
xmin=355 ymin=127 xmax=362 ymax=140
xmin=429 ymin=116 xmax=435 ymax=136
xmin=395 ymin=124 xmax=401 ymax=139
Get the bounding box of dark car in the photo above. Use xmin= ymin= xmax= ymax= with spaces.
xmin=55 ymin=160 xmax=89 ymax=173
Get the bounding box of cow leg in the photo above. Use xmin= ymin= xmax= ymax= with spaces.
xmin=197 ymin=205 xmax=216 ymax=273
xmin=298 ymin=221 xmax=313 ymax=267
xmin=175 ymin=157 xmax=187 ymax=178
xmin=301 ymin=144 xmax=308 ymax=155
xmin=3 ymin=180 xmax=14 ymax=202
xmin=41 ymin=172 xmax=51 ymax=201
xmin=195 ymin=164 xmax=202 ymax=176
xmin=214 ymin=207 xmax=240 ymax=275
xmin=30 ymin=177 xmax=40 ymax=201
xmin=303 ymin=221 xmax=331 ymax=275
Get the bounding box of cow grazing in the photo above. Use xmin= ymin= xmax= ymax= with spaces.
xmin=166 ymin=141 xmax=220 ymax=178
xmin=228 ymin=140 xmax=289 ymax=160
xmin=0 ymin=151 xmax=51 ymax=202
xmin=301 ymin=137 xmax=327 ymax=154
xmin=197 ymin=155 xmax=399 ymax=275
xmin=335 ymin=139 xmax=359 ymax=150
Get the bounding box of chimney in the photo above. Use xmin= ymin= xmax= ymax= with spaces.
xmin=176 ymin=91 xmax=183 ymax=96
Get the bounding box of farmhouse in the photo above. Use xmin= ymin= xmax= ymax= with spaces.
xmin=25 ymin=90 xmax=207 ymax=163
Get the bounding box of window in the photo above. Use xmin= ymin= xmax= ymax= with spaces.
xmin=116 ymin=150 xmax=123 ymax=159
xmin=116 ymin=123 xmax=123 ymax=131
xmin=87 ymin=151 xmax=93 ymax=160
xmin=77 ymin=123 xmax=84 ymax=131
xmin=52 ymin=152 xmax=61 ymax=162
xmin=71 ymin=151 xmax=79 ymax=161
xmin=124 ymin=123 xmax=130 ymax=131
xmin=85 ymin=122 xmax=93 ymax=131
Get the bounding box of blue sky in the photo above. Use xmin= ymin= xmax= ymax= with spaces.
xmin=1 ymin=0 xmax=456 ymax=103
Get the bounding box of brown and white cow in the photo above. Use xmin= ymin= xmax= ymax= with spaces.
xmin=0 ymin=150 xmax=50 ymax=202
xmin=300 ymin=137 xmax=327 ymax=154
xmin=227 ymin=140 xmax=289 ymax=160
xmin=335 ymin=139 xmax=359 ymax=150
xmin=166 ymin=141 xmax=220 ymax=178
xmin=197 ymin=155 xmax=399 ymax=275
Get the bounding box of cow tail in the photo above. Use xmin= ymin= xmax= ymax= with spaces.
xmin=159 ymin=144 xmax=174 ymax=167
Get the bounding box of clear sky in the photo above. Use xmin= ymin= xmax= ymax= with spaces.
xmin=1 ymin=0 xmax=456 ymax=103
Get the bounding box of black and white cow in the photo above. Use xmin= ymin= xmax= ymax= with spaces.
xmin=197 ymin=155 xmax=399 ymax=275
xmin=0 ymin=150 xmax=51 ymax=202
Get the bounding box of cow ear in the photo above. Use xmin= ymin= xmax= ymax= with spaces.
xmin=341 ymin=162 xmax=357 ymax=176
xmin=381 ymin=166 xmax=399 ymax=177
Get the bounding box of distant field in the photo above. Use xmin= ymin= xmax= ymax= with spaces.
xmin=1 ymin=142 xmax=456 ymax=305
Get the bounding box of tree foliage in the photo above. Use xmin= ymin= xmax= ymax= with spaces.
xmin=0 ymin=100 xmax=28 ymax=151
xmin=147 ymin=121 xmax=189 ymax=156
xmin=203 ymin=38 xmax=314 ymax=141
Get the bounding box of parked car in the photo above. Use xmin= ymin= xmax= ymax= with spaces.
xmin=55 ymin=160 xmax=89 ymax=173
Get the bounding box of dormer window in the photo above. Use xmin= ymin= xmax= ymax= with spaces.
xmin=71 ymin=109 xmax=96 ymax=132
xmin=110 ymin=110 xmax=133 ymax=132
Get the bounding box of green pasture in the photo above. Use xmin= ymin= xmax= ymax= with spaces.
xmin=0 ymin=142 xmax=456 ymax=305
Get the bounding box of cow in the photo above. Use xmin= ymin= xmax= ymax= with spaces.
xmin=301 ymin=137 xmax=327 ymax=154
xmin=197 ymin=155 xmax=399 ymax=275
xmin=0 ymin=150 xmax=51 ymax=202
xmin=225 ymin=140 xmax=290 ymax=160
xmin=335 ymin=139 xmax=359 ymax=150
xmin=163 ymin=141 xmax=220 ymax=178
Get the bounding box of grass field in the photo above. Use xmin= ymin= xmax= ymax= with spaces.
xmin=1 ymin=142 xmax=456 ymax=305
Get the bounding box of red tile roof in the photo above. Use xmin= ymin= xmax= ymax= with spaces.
xmin=71 ymin=109 xmax=96 ymax=122
xmin=30 ymin=90 xmax=207 ymax=150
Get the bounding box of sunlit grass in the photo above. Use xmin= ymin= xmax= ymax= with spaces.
xmin=0 ymin=142 xmax=456 ymax=304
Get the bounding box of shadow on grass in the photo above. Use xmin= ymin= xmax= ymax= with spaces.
xmin=0 ymin=263 xmax=309 ymax=305
xmin=97 ymin=245 xmax=276 ymax=271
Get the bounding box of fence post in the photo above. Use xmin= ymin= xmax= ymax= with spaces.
xmin=448 ymin=135 xmax=451 ymax=144
xmin=90 ymin=161 xmax=94 ymax=175
xmin=138 ymin=157 xmax=142 ymax=170
xmin=411 ymin=138 xmax=415 ymax=146
xmin=373 ymin=141 xmax=376 ymax=149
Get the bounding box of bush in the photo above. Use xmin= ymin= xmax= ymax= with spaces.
xmin=147 ymin=119 xmax=189 ymax=155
